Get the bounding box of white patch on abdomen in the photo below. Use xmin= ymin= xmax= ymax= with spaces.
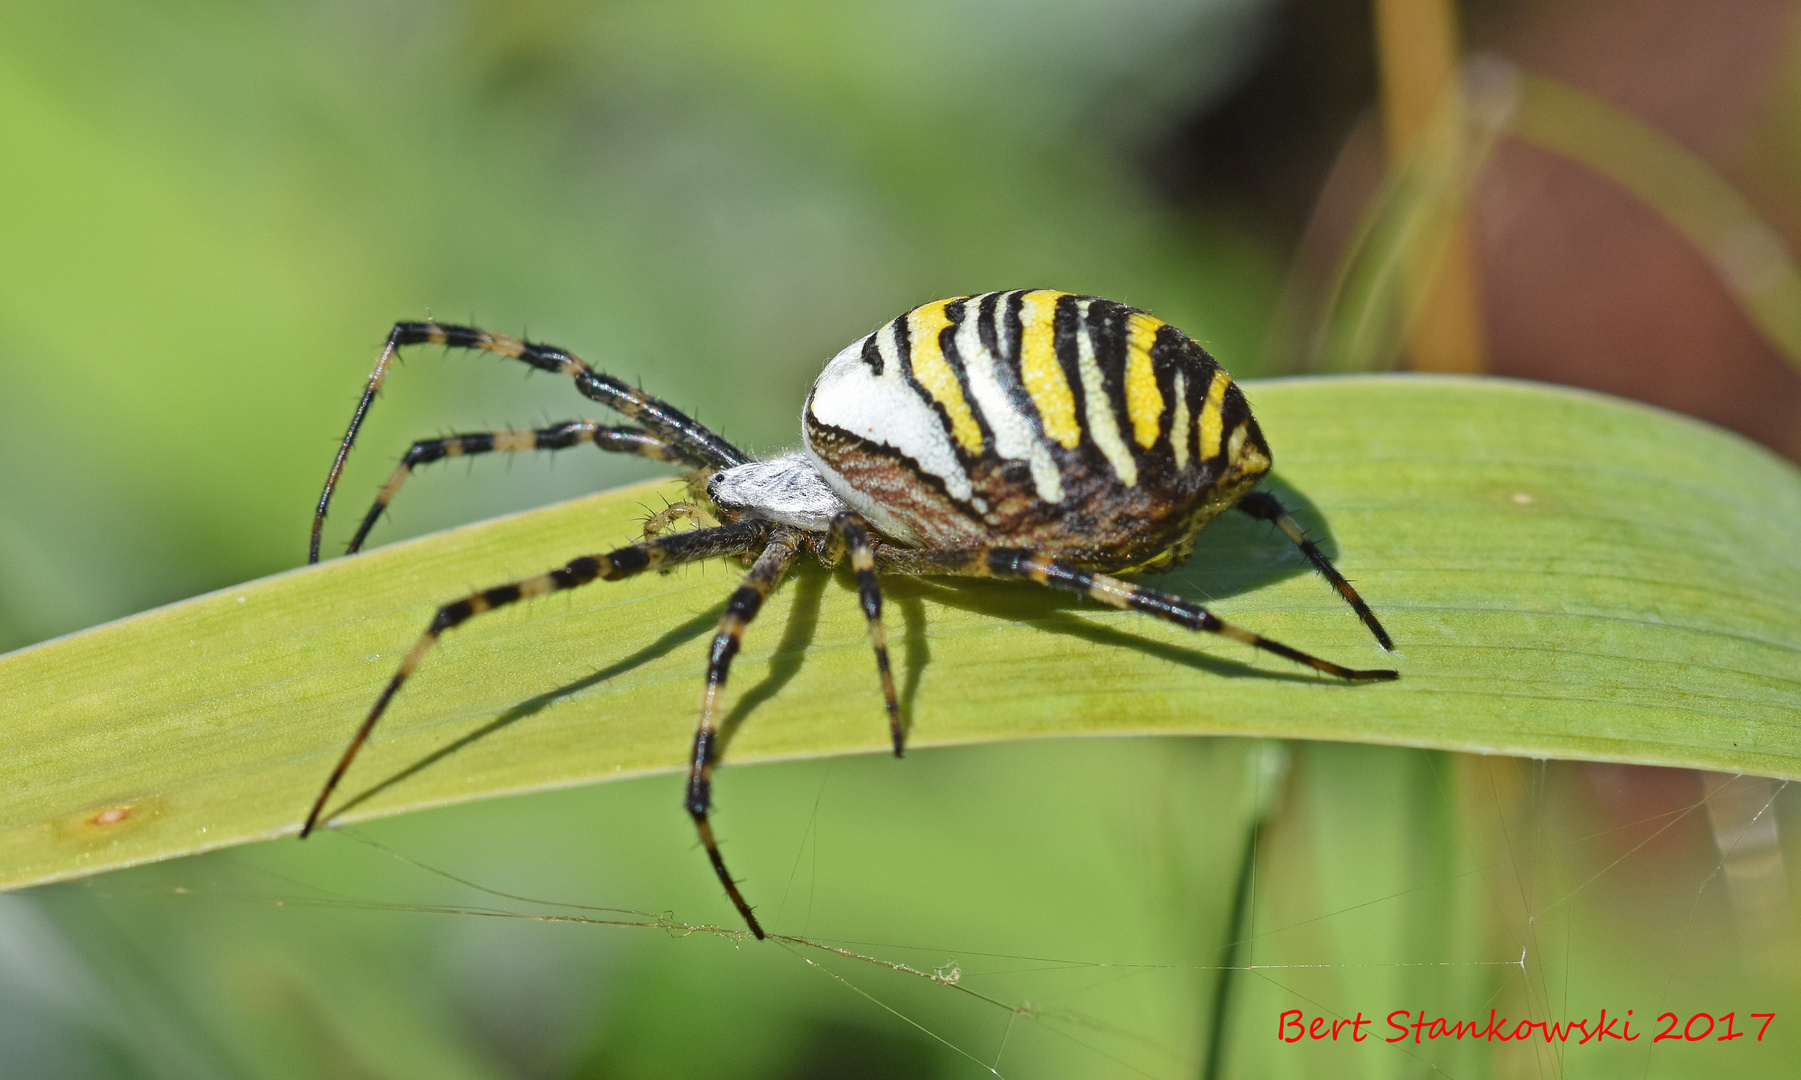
xmin=804 ymin=328 xmax=973 ymax=503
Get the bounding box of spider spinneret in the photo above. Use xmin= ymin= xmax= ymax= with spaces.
xmin=300 ymin=289 xmax=1398 ymax=939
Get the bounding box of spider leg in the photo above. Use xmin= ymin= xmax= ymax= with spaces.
xmin=874 ymin=547 xmax=1398 ymax=682
xmin=686 ymin=529 xmax=804 ymax=940
xmin=344 ymin=421 xmax=704 ymax=557
xmin=1234 ymin=490 xmax=1393 ymax=651
xmin=300 ymin=519 xmax=772 ymax=839
xmin=828 ymin=511 xmax=902 ymax=756
xmin=312 ymin=322 xmax=748 ymax=562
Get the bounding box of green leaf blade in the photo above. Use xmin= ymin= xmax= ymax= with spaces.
xmin=3 ymin=375 xmax=1798 ymax=891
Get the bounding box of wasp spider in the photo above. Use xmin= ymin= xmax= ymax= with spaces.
xmin=301 ymin=290 xmax=1397 ymax=938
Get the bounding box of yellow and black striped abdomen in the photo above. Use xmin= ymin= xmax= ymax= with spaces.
xmin=804 ymin=290 xmax=1272 ymax=568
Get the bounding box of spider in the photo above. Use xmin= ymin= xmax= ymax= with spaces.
xmin=299 ymin=290 xmax=1398 ymax=938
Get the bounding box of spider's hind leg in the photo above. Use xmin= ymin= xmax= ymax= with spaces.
xmin=1234 ymin=490 xmax=1393 ymax=651
xmin=875 ymin=546 xmax=1397 ymax=682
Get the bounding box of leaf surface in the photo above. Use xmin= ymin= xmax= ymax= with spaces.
xmin=4 ymin=375 xmax=1798 ymax=890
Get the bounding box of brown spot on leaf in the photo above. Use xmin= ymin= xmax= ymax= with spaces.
xmin=89 ymin=806 xmax=132 ymax=826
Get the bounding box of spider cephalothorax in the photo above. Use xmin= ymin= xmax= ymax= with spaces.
xmin=300 ymin=290 xmax=1396 ymax=939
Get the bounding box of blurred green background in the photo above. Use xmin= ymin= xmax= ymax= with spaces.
xmin=3 ymin=1 xmax=1800 ymax=1077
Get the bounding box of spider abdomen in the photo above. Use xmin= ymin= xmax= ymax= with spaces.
xmin=803 ymin=290 xmax=1272 ymax=568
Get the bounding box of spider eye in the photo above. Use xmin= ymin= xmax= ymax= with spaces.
xmin=704 ymin=471 xmax=737 ymax=509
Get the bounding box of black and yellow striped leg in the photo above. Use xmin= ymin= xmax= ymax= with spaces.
xmin=874 ymin=547 xmax=1398 ymax=682
xmin=312 ymin=321 xmax=749 ymax=562
xmin=344 ymin=422 xmax=697 ymax=557
xmin=686 ymin=529 xmax=804 ymax=939
xmin=300 ymin=519 xmax=773 ymax=839
xmin=1234 ymin=491 xmax=1394 ymax=651
xmin=828 ymin=511 xmax=902 ymax=756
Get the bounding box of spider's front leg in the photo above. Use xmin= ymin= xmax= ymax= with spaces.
xmin=300 ymin=519 xmax=774 ymax=838
xmin=335 ymin=421 xmax=703 ymax=559
xmin=312 ymin=322 xmax=750 ymax=563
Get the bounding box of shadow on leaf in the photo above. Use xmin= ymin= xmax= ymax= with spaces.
xmin=328 ymin=477 xmax=1359 ymax=817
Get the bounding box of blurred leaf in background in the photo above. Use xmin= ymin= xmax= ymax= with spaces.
xmin=0 ymin=0 xmax=1285 ymax=652
xmin=1171 ymin=0 xmax=1801 ymax=452
xmin=0 ymin=1 xmax=1286 ymax=1076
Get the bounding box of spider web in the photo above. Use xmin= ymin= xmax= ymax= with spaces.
xmin=10 ymin=741 xmax=1793 ymax=1080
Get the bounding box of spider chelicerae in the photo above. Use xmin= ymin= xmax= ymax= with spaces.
xmin=300 ymin=290 xmax=1397 ymax=938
